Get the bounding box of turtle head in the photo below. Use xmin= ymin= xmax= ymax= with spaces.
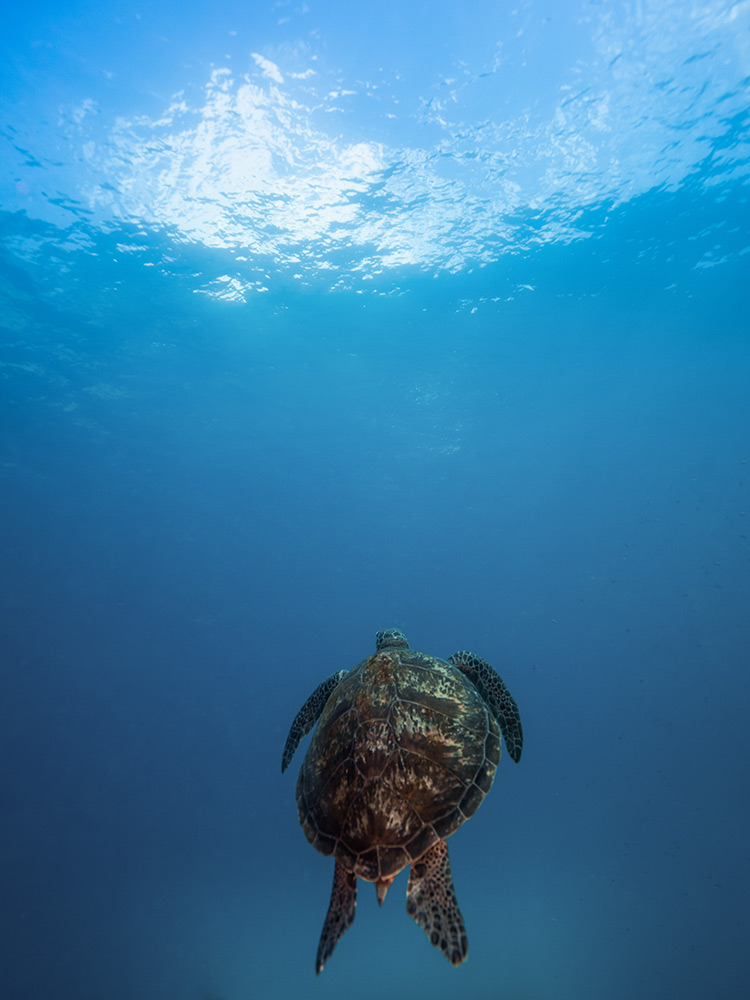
xmin=375 ymin=628 xmax=410 ymax=651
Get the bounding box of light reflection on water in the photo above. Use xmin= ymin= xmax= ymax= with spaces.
xmin=1 ymin=0 xmax=749 ymax=290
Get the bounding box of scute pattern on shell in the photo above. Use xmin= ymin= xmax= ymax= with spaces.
xmin=296 ymin=645 xmax=501 ymax=882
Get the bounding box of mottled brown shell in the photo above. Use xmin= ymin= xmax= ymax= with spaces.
xmin=296 ymin=645 xmax=501 ymax=883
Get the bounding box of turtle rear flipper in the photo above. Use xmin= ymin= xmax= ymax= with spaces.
xmin=316 ymin=859 xmax=357 ymax=974
xmin=406 ymin=839 xmax=467 ymax=966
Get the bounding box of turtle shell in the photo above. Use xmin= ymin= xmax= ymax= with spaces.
xmin=296 ymin=644 xmax=502 ymax=883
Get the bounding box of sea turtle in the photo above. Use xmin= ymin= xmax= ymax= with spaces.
xmin=281 ymin=628 xmax=523 ymax=973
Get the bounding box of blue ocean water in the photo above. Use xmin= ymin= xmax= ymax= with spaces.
xmin=1 ymin=2 xmax=749 ymax=998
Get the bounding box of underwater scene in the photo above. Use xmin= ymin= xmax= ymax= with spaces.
xmin=1 ymin=2 xmax=749 ymax=998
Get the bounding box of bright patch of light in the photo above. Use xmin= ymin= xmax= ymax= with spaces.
xmin=251 ymin=53 xmax=284 ymax=83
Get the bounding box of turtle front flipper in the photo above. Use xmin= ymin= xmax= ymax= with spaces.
xmin=449 ymin=651 xmax=523 ymax=763
xmin=405 ymin=839 xmax=468 ymax=966
xmin=316 ymin=859 xmax=357 ymax=974
xmin=281 ymin=669 xmax=347 ymax=772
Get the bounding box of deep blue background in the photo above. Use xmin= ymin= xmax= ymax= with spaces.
xmin=2 ymin=3 xmax=749 ymax=999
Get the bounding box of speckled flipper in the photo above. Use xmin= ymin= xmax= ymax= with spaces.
xmin=448 ymin=651 xmax=523 ymax=763
xmin=281 ymin=669 xmax=347 ymax=772
xmin=405 ymin=839 xmax=467 ymax=966
xmin=316 ymin=859 xmax=357 ymax=974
